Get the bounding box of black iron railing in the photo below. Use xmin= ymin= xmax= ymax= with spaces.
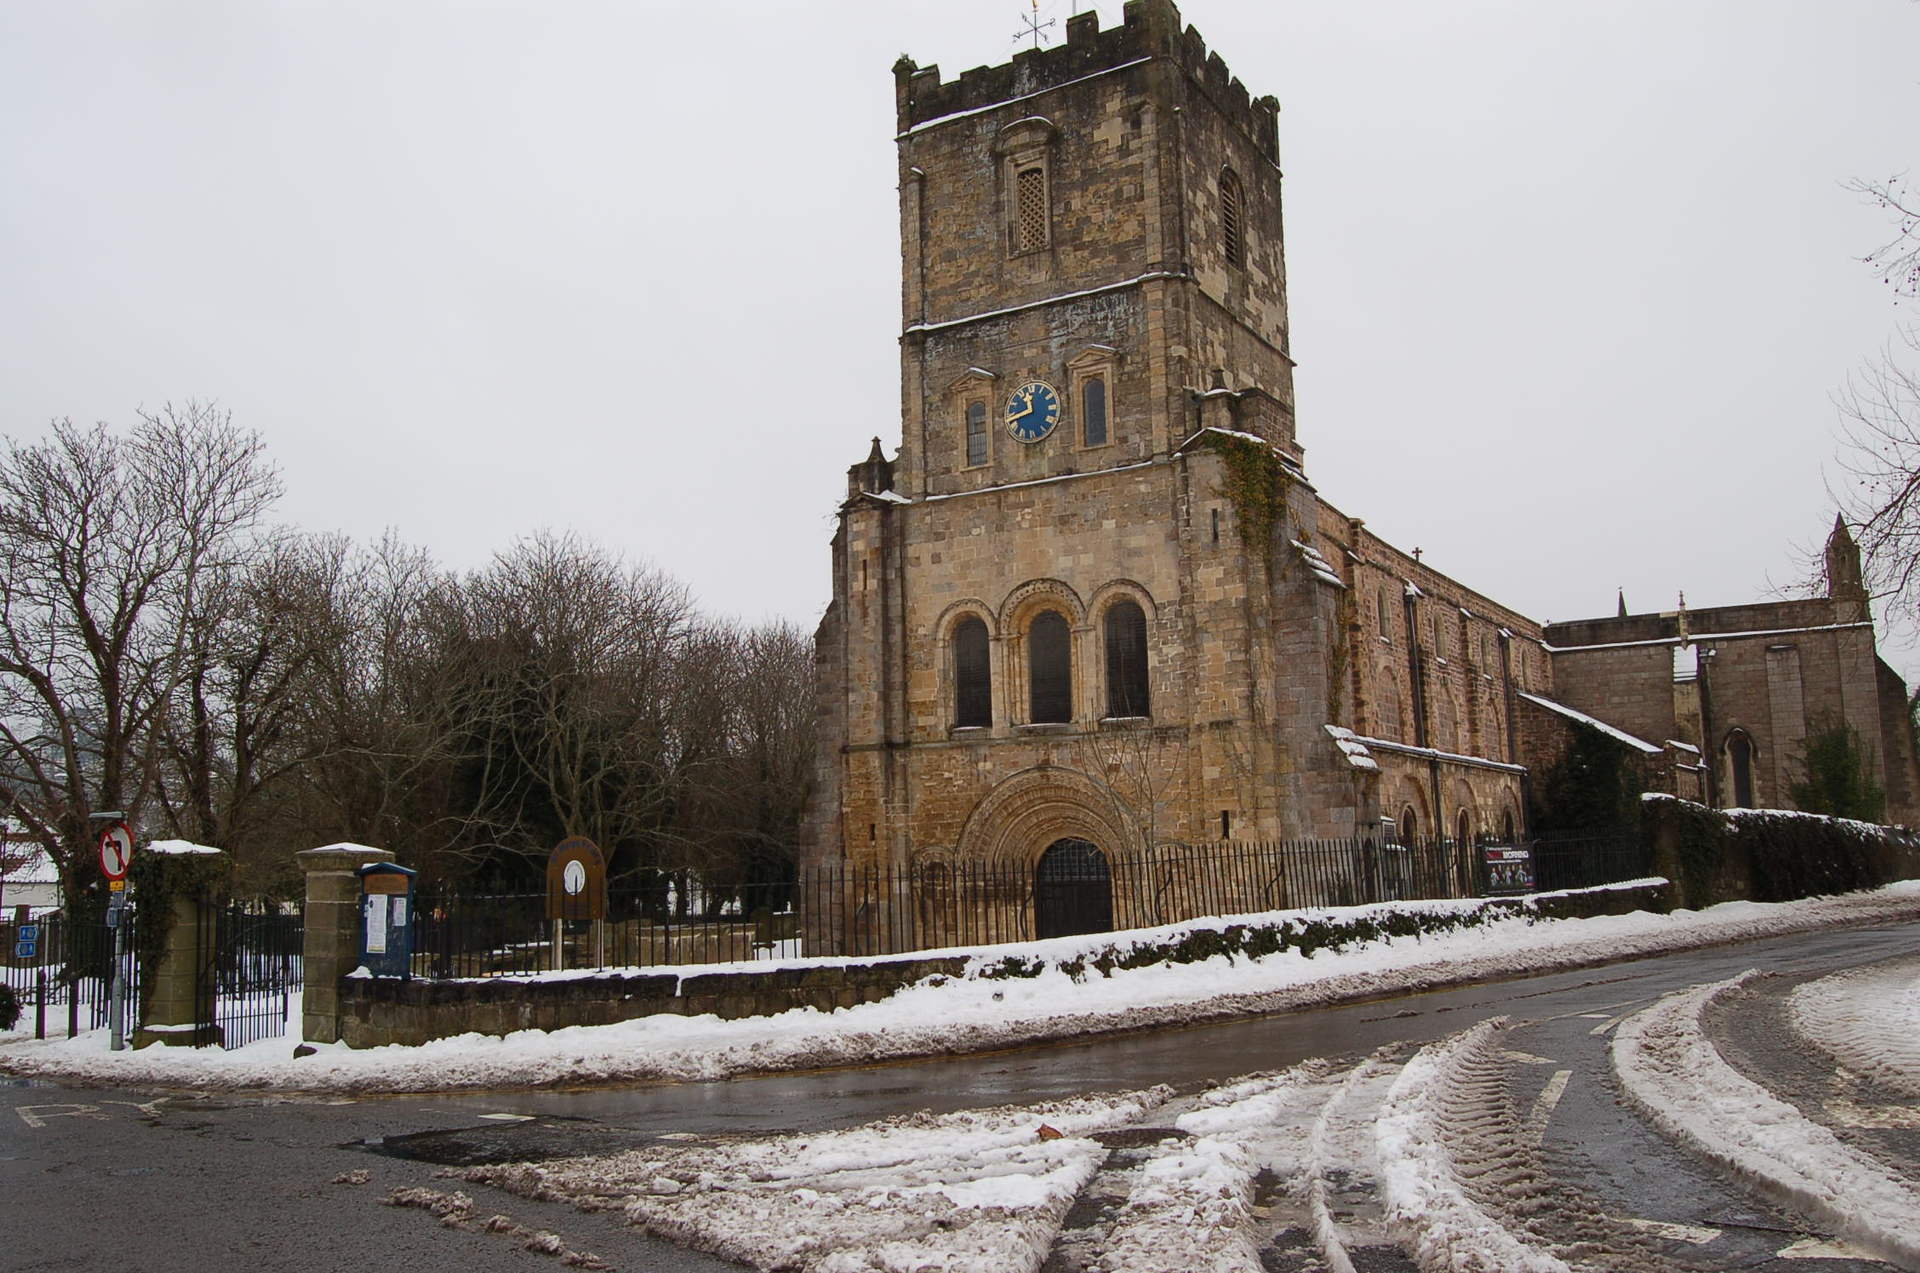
xmin=412 ymin=833 xmax=1649 ymax=978
xmin=0 ymin=910 xmax=138 ymax=1040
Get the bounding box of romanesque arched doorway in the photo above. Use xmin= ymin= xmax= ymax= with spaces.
xmin=1034 ymin=839 xmax=1113 ymax=939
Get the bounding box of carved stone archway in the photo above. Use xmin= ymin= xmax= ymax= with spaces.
xmin=953 ymin=764 xmax=1146 ymax=870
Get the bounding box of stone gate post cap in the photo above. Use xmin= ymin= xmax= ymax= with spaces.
xmin=296 ymin=843 xmax=389 ymax=871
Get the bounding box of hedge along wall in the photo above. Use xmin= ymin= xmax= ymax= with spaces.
xmin=1642 ymin=793 xmax=1920 ymax=910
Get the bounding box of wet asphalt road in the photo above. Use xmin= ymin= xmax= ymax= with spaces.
xmin=4 ymin=917 xmax=1917 ymax=1272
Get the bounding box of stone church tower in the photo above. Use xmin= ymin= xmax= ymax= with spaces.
xmin=803 ymin=1 xmax=1920 ymax=938
xmin=805 ymin=2 xmax=1385 ymax=889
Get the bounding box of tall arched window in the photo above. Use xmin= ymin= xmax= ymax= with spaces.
xmin=1398 ymin=805 xmax=1419 ymax=845
xmin=1726 ymin=729 xmax=1756 ymax=807
xmin=953 ymin=617 xmax=991 ymax=727
xmin=1378 ymin=587 xmax=1393 ymax=640
xmin=1028 ymin=610 xmax=1073 ymax=723
xmin=1220 ymin=167 xmax=1246 ymax=267
xmin=1455 ymin=810 xmax=1472 ymax=850
xmin=1104 ymin=600 xmax=1150 ymax=718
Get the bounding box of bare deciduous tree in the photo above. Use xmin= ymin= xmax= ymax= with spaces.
xmin=1834 ymin=329 xmax=1920 ymax=616
xmin=0 ymin=404 xmax=279 ymax=903
xmin=1848 ymin=173 xmax=1920 ymax=304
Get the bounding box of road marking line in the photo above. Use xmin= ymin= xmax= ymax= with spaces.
xmin=15 ymin=1103 xmax=109 ymax=1129
xmin=1501 ymin=1050 xmax=1557 ymax=1066
xmin=478 ymin=1113 xmax=534 ymax=1122
xmin=1621 ymin=1217 xmax=1720 ymax=1244
xmin=1588 ymin=1011 xmax=1634 ymax=1036
xmin=102 ymin=1097 xmax=171 ymax=1118
xmin=1524 ymin=1070 xmax=1571 ymax=1145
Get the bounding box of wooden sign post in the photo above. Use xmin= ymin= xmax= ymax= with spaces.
xmin=546 ymin=837 xmax=608 ymax=971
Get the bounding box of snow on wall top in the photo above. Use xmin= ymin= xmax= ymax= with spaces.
xmin=148 ymin=839 xmax=222 ymax=856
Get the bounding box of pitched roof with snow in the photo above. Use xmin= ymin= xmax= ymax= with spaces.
xmin=1516 ymin=692 xmax=1662 ymax=754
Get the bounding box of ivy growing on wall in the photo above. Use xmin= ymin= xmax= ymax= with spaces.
xmin=1212 ymin=433 xmax=1289 ymax=548
xmin=1528 ymin=721 xmax=1644 ymax=837
xmin=128 ymin=847 xmax=231 ymax=1025
xmin=1789 ymin=720 xmax=1886 ymax=823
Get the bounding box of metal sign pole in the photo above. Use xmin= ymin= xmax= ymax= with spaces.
xmin=107 ymin=890 xmax=128 ymax=1051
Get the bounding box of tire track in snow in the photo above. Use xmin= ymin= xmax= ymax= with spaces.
xmin=1378 ymin=1018 xmax=1685 ymax=1272
xmin=1613 ymin=972 xmax=1920 ymax=1271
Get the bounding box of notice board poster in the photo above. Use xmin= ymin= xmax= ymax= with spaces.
xmin=1484 ymin=845 xmax=1536 ymax=896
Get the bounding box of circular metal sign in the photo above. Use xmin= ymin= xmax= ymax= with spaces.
xmin=98 ymin=822 xmax=133 ymax=881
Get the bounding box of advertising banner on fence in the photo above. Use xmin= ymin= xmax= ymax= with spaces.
xmin=1484 ymin=845 xmax=1536 ymax=895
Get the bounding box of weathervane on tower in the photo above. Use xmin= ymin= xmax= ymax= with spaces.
xmin=1014 ymin=0 xmax=1057 ymax=51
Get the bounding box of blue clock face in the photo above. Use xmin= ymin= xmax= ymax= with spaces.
xmin=1005 ymin=380 xmax=1061 ymax=443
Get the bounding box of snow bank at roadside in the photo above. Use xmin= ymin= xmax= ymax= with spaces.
xmin=1611 ymin=971 xmax=1920 ymax=1269
xmin=3 ymin=882 xmax=1918 ymax=1095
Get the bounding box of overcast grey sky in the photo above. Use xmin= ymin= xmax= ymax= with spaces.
xmin=3 ymin=2 xmax=1916 ymax=664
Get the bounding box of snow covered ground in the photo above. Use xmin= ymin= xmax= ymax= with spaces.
xmin=2 ymin=882 xmax=1918 ymax=1096
xmin=429 ymin=944 xmax=1920 ymax=1273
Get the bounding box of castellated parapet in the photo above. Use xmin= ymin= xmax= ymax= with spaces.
xmin=895 ymin=1 xmax=1279 ymax=166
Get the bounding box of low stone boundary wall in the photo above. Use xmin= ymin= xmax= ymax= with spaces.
xmin=335 ymin=880 xmax=1675 ymax=1049
xmin=339 ymin=955 xmax=968 ymax=1049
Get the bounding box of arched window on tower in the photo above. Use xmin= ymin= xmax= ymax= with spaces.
xmin=1220 ymin=167 xmax=1246 ymax=267
xmin=1726 ymin=729 xmax=1756 ymax=808
xmin=953 ymin=616 xmax=991 ymax=728
xmin=1104 ymin=600 xmax=1150 ymax=718
xmin=1028 ymin=609 xmax=1073 ymax=723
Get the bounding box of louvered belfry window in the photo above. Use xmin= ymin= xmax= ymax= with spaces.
xmin=1104 ymin=600 xmax=1150 ymax=717
xmin=1028 ymin=610 xmax=1072 ymax=723
xmin=1015 ymin=166 xmax=1048 ymax=253
xmin=954 ymin=617 xmax=991 ymax=727
xmin=1221 ymin=167 xmax=1245 ymax=267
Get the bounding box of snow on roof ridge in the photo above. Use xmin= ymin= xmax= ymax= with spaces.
xmin=1516 ymin=692 xmax=1662 ymax=754
xmin=1348 ymin=733 xmax=1527 ymax=775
